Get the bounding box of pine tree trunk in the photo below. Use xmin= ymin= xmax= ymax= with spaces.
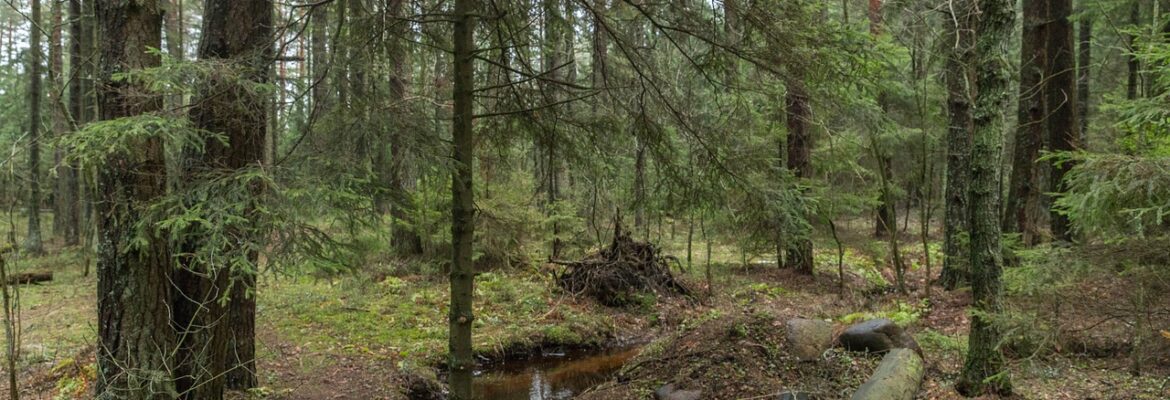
xmin=50 ymin=0 xmax=65 ymax=239
xmin=448 ymin=0 xmax=476 ymax=397
xmin=1127 ymin=2 xmax=1140 ymax=100
xmin=784 ymin=79 xmax=813 ymax=275
xmin=1077 ymin=16 xmax=1091 ymax=147
xmin=1004 ymin=0 xmax=1047 ymax=245
xmin=382 ymin=0 xmax=422 ymax=254
xmin=1047 ymin=0 xmax=1080 ymax=241
xmin=63 ymin=0 xmax=83 ymax=247
xmin=94 ymin=2 xmax=175 ymax=398
xmin=173 ymin=1 xmax=272 ymax=395
xmin=310 ymin=0 xmax=331 ymax=112
xmin=940 ymin=0 xmax=973 ymax=290
xmin=634 ymin=138 xmax=647 ymax=236
xmin=957 ymin=0 xmax=1013 ymax=394
xmin=25 ymin=0 xmax=45 ymax=255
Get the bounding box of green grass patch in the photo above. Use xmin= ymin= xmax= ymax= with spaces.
xmin=838 ymin=299 xmax=928 ymax=325
xmin=260 ymin=270 xmax=623 ymax=367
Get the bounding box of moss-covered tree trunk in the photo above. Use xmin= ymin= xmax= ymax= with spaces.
xmin=957 ymin=0 xmax=1013 ymax=394
xmin=1004 ymin=0 xmax=1047 ymax=245
xmin=940 ymin=0 xmax=973 ymax=290
xmin=94 ymin=2 xmax=175 ymax=398
xmin=449 ymin=0 xmax=476 ymax=397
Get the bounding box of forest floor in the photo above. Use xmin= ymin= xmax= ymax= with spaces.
xmin=1 ymin=213 xmax=1168 ymax=399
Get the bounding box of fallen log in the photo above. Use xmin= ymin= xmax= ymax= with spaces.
xmin=851 ymin=348 xmax=925 ymax=400
xmin=6 ymin=272 xmax=52 ymax=285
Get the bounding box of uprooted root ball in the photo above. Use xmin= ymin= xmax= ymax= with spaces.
xmin=554 ymin=222 xmax=690 ymax=307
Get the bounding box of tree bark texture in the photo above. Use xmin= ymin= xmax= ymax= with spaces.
xmin=94 ymin=2 xmax=175 ymax=398
xmin=1046 ymin=0 xmax=1080 ymax=241
xmin=941 ymin=0 xmax=973 ymax=290
xmin=785 ymin=79 xmax=813 ymax=275
xmin=448 ymin=0 xmax=476 ymax=397
xmin=174 ymin=1 xmax=272 ymax=396
xmin=25 ymin=0 xmax=44 ymax=255
xmin=1004 ymin=0 xmax=1047 ymax=245
xmin=957 ymin=0 xmax=1014 ymax=394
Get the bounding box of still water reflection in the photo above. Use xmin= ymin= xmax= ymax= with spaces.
xmin=471 ymin=346 xmax=640 ymax=400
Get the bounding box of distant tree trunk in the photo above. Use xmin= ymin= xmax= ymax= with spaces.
xmin=784 ymin=79 xmax=813 ymax=275
xmin=310 ymin=0 xmax=331 ymax=112
xmin=335 ymin=0 xmax=348 ymax=109
xmin=50 ymin=0 xmax=70 ymax=242
xmin=940 ymin=0 xmax=973 ymax=290
xmin=381 ymin=0 xmax=422 ymax=255
xmin=163 ymin=0 xmax=182 ymax=59
xmin=93 ymin=1 xmax=176 ymax=398
xmin=448 ymin=0 xmax=475 ymax=397
xmin=162 ymin=0 xmax=184 ymax=116
xmin=62 ymin=0 xmax=83 ymax=247
xmin=1047 ymin=0 xmax=1079 ymax=241
xmin=591 ymin=0 xmax=607 ymax=110
xmin=1004 ymin=0 xmax=1047 ymax=245
xmin=957 ymin=0 xmax=1014 ymax=394
xmin=869 ymin=0 xmax=896 ymax=240
xmin=634 ymin=138 xmax=647 ymax=237
xmin=25 ymin=0 xmax=45 ymax=255
xmin=541 ymin=0 xmax=570 ymax=257
xmin=1127 ymin=2 xmax=1140 ymax=100
xmin=1077 ymin=16 xmax=1091 ymax=146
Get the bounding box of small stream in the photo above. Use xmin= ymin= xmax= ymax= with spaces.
xmin=471 ymin=346 xmax=641 ymax=400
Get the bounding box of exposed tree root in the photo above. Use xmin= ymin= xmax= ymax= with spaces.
xmin=553 ymin=220 xmax=690 ymax=307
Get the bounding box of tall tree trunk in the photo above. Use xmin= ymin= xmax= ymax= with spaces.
xmin=941 ymin=0 xmax=973 ymax=290
xmin=957 ymin=0 xmax=1014 ymax=394
xmin=449 ymin=0 xmax=475 ymax=397
xmin=63 ymin=0 xmax=83 ymax=247
xmin=310 ymin=0 xmax=331 ymax=112
xmin=784 ymin=79 xmax=813 ymax=275
xmin=94 ymin=1 xmax=175 ymax=398
xmin=383 ymin=0 xmax=422 ymax=254
xmin=541 ymin=0 xmax=569 ymax=258
xmin=162 ymin=0 xmax=184 ymax=116
xmin=868 ymin=0 xmax=896 ymax=240
xmin=25 ymin=0 xmax=45 ymax=255
xmin=1004 ymin=0 xmax=1047 ymax=244
xmin=178 ymin=1 xmax=272 ymax=394
xmin=1047 ymin=0 xmax=1079 ymax=241
xmin=1127 ymin=1 xmax=1140 ymax=100
xmin=634 ymin=138 xmax=647 ymax=237
xmin=591 ymin=0 xmax=607 ymax=113
xmin=335 ymin=0 xmax=348 ymax=109
xmin=50 ymin=0 xmax=69 ymax=242
xmin=1077 ymin=15 xmax=1091 ymax=146
xmin=163 ymin=0 xmax=182 ymax=59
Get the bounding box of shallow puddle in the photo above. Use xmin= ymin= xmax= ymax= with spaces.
xmin=471 ymin=346 xmax=641 ymax=400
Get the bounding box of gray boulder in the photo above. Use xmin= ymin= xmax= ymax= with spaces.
xmin=654 ymin=383 xmax=702 ymax=400
xmin=786 ymin=318 xmax=834 ymax=361
xmin=851 ymin=348 xmax=925 ymax=400
xmin=838 ymin=318 xmax=920 ymax=354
